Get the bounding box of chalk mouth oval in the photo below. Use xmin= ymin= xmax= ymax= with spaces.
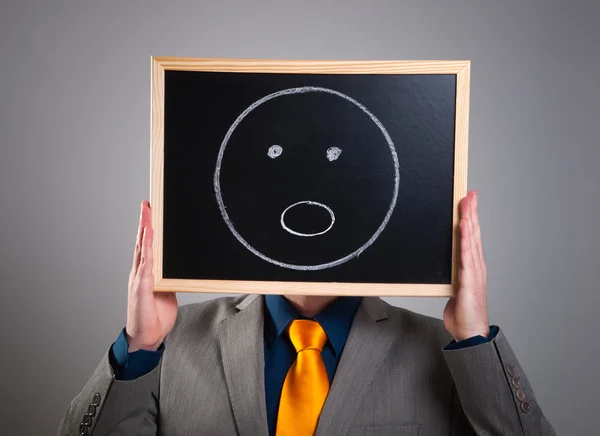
xmin=280 ymin=201 xmax=335 ymax=237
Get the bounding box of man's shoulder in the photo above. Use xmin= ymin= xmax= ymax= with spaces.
xmin=377 ymin=298 xmax=453 ymax=347
xmin=175 ymin=294 xmax=249 ymax=326
xmin=165 ymin=295 xmax=252 ymax=343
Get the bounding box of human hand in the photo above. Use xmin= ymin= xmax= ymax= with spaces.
xmin=125 ymin=200 xmax=178 ymax=352
xmin=443 ymin=190 xmax=490 ymax=342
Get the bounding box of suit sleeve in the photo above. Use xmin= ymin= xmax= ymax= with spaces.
xmin=442 ymin=328 xmax=556 ymax=436
xmin=111 ymin=328 xmax=164 ymax=380
xmin=57 ymin=346 xmax=160 ymax=436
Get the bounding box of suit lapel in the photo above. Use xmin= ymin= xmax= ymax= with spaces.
xmin=316 ymin=297 xmax=396 ymax=436
xmin=219 ymin=294 xmax=269 ymax=436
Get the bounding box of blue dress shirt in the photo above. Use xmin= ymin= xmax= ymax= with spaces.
xmin=109 ymin=296 xmax=499 ymax=435
xmin=263 ymin=295 xmax=361 ymax=435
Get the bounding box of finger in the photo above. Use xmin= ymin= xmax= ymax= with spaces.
xmin=459 ymin=217 xmax=478 ymax=289
xmin=135 ymin=225 xmax=155 ymax=297
xmin=130 ymin=201 xmax=145 ymax=281
xmin=130 ymin=201 xmax=151 ymax=281
xmin=468 ymin=191 xmax=482 ymax=253
xmin=470 ymin=192 xmax=487 ymax=277
xmin=141 ymin=200 xmax=152 ymax=228
xmin=467 ymin=193 xmax=482 ymax=277
xmin=460 ymin=192 xmax=483 ymax=283
xmin=458 ymin=194 xmax=470 ymax=220
xmin=466 ymin=191 xmax=485 ymax=283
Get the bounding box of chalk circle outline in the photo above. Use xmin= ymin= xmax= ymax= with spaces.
xmin=281 ymin=200 xmax=336 ymax=237
xmin=214 ymin=86 xmax=400 ymax=271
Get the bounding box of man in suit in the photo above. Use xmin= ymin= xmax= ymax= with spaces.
xmin=59 ymin=191 xmax=556 ymax=435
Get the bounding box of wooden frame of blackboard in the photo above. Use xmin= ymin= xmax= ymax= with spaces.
xmin=150 ymin=57 xmax=470 ymax=297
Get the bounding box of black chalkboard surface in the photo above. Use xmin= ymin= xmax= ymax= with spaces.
xmin=150 ymin=58 xmax=470 ymax=296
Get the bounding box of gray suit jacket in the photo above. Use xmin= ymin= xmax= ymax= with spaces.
xmin=59 ymin=295 xmax=556 ymax=435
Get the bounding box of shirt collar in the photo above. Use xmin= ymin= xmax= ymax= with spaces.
xmin=264 ymin=295 xmax=362 ymax=356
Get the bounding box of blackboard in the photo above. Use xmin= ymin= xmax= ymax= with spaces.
xmin=150 ymin=58 xmax=470 ymax=296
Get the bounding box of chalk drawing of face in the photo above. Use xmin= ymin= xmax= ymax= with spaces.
xmin=214 ymin=87 xmax=399 ymax=271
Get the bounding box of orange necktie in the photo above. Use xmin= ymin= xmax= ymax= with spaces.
xmin=276 ymin=319 xmax=330 ymax=436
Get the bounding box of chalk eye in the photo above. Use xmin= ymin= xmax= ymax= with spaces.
xmin=326 ymin=147 xmax=342 ymax=162
xmin=268 ymin=145 xmax=283 ymax=159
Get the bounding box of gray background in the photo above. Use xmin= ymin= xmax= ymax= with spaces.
xmin=1 ymin=0 xmax=598 ymax=434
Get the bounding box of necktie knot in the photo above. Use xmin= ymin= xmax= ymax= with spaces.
xmin=288 ymin=319 xmax=327 ymax=353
